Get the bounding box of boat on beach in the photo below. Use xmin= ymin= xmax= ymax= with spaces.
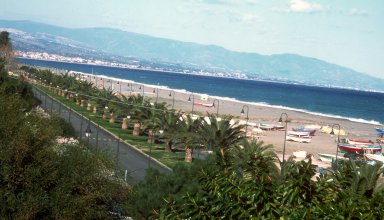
xmin=292 ymin=127 xmax=316 ymax=136
xmin=347 ymin=139 xmax=374 ymax=146
xmin=375 ymin=128 xmax=384 ymax=135
xmin=318 ymin=153 xmax=347 ymax=163
xmin=338 ymin=143 xmax=382 ymax=154
xmin=258 ymin=123 xmax=276 ymax=131
xmin=365 ymin=153 xmax=384 ymax=163
xmin=286 ymin=134 xmax=311 ymax=143
xmin=193 ymin=102 xmax=214 ymax=107
xmin=288 ymin=131 xmax=310 ymax=136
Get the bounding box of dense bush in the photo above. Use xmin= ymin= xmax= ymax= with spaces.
xmin=0 ymin=58 xmax=130 ymax=219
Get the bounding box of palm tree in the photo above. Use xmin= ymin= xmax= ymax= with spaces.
xmin=129 ymin=95 xmax=150 ymax=136
xmin=142 ymin=105 xmax=164 ymax=144
xmin=233 ymin=139 xmax=280 ymax=179
xmin=160 ymin=110 xmax=182 ymax=152
xmin=199 ymin=114 xmax=245 ymax=167
xmin=95 ymin=88 xmax=117 ymax=119
xmin=172 ymin=114 xmax=202 ymax=163
xmin=332 ymin=160 xmax=384 ymax=199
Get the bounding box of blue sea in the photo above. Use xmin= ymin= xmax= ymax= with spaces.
xmin=18 ymin=58 xmax=384 ymax=125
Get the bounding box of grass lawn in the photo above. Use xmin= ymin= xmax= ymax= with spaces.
xmin=36 ymin=85 xmax=187 ymax=168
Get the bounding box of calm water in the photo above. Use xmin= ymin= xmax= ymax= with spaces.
xmin=18 ymin=58 xmax=384 ymax=125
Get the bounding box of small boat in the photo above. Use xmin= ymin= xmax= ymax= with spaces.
xmin=338 ymin=143 xmax=382 ymax=154
xmin=365 ymin=154 xmax=384 ymax=163
xmin=258 ymin=123 xmax=276 ymax=131
xmin=193 ymin=102 xmax=214 ymax=107
xmin=318 ymin=153 xmax=347 ymax=163
xmin=288 ymin=131 xmax=310 ymax=136
xmin=375 ymin=128 xmax=384 ymax=135
xmin=292 ymin=127 xmax=316 ymax=136
xmin=274 ymin=124 xmax=286 ymax=130
xmin=286 ymin=134 xmax=311 ymax=143
xmin=347 ymin=139 xmax=374 ymax=146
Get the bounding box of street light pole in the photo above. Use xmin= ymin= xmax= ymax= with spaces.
xmin=139 ymin=85 xmax=145 ymax=104
xmin=241 ymin=105 xmax=249 ymax=136
xmin=85 ymin=119 xmax=92 ymax=146
xmin=117 ymin=81 xmax=121 ymax=94
xmin=330 ymin=123 xmax=341 ymax=170
xmin=169 ymin=91 xmax=175 ymax=109
xmin=212 ymin=99 xmax=220 ymax=116
xmin=188 ymin=94 xmax=195 ymax=113
xmin=279 ymin=113 xmax=289 ymax=163
xmin=116 ymin=129 xmax=121 ymax=172
xmin=153 ymin=88 xmax=159 ymax=104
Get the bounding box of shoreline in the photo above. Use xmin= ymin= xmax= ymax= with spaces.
xmin=69 ymin=72 xmax=382 ymax=163
xmin=76 ymin=71 xmax=382 ymax=127
xmin=19 ymin=57 xmax=384 ymax=95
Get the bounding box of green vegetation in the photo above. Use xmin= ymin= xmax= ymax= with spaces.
xmin=0 ymin=32 xmax=129 ymax=219
xmin=2 ymin=31 xmax=383 ymax=218
xmin=22 ymin=60 xmax=384 ymax=219
xmin=160 ymin=140 xmax=384 ymax=219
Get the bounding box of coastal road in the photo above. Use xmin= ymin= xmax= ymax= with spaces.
xmin=32 ymin=87 xmax=172 ymax=184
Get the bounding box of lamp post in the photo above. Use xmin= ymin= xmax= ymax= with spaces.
xmin=85 ymin=121 xmax=92 ymax=145
xmin=212 ymin=99 xmax=220 ymax=116
xmin=330 ymin=123 xmax=341 ymax=170
xmin=129 ymin=83 xmax=133 ymax=95
xmin=117 ymin=81 xmax=121 ymax=94
xmin=116 ymin=129 xmax=121 ymax=171
xmin=241 ymin=105 xmax=249 ymax=136
xmin=139 ymin=85 xmax=145 ymax=103
xmin=153 ymin=88 xmax=159 ymax=104
xmin=279 ymin=113 xmax=288 ymax=163
xmin=169 ymin=91 xmax=175 ymax=109
xmin=188 ymin=94 xmax=195 ymax=113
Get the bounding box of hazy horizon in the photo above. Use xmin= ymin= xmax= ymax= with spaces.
xmin=1 ymin=0 xmax=383 ymax=79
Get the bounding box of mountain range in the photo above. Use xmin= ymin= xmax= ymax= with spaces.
xmin=1 ymin=19 xmax=383 ymax=91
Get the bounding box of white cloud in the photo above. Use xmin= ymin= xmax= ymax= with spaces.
xmin=349 ymin=8 xmax=369 ymax=16
xmin=289 ymin=0 xmax=324 ymax=13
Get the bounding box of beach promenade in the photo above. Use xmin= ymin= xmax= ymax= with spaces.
xmin=32 ymin=86 xmax=172 ymax=183
xmin=76 ymin=73 xmax=380 ymax=165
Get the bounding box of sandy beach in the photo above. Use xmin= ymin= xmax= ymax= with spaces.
xmin=80 ymin=73 xmax=381 ymax=165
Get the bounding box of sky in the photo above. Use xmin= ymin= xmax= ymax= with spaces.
xmin=1 ymin=0 xmax=383 ymax=78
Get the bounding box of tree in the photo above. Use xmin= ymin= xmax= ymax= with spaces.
xmin=172 ymin=114 xmax=202 ymax=162
xmin=0 ymin=80 xmax=129 ymax=219
xmin=160 ymin=139 xmax=281 ymax=218
xmin=200 ymin=113 xmax=245 ymax=168
xmin=0 ymin=31 xmax=13 ymax=63
xmin=160 ymin=110 xmax=182 ymax=152
xmin=124 ymin=158 xmax=214 ymax=219
xmin=142 ymin=104 xmax=164 ymax=144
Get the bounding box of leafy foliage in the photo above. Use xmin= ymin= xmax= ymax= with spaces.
xmin=160 ymin=140 xmax=384 ymax=219
xmin=0 ymin=63 xmax=129 ymax=219
xmin=123 ymin=159 xmax=214 ymax=219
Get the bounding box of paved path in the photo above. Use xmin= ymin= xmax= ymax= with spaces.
xmin=33 ymin=87 xmax=172 ymax=184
